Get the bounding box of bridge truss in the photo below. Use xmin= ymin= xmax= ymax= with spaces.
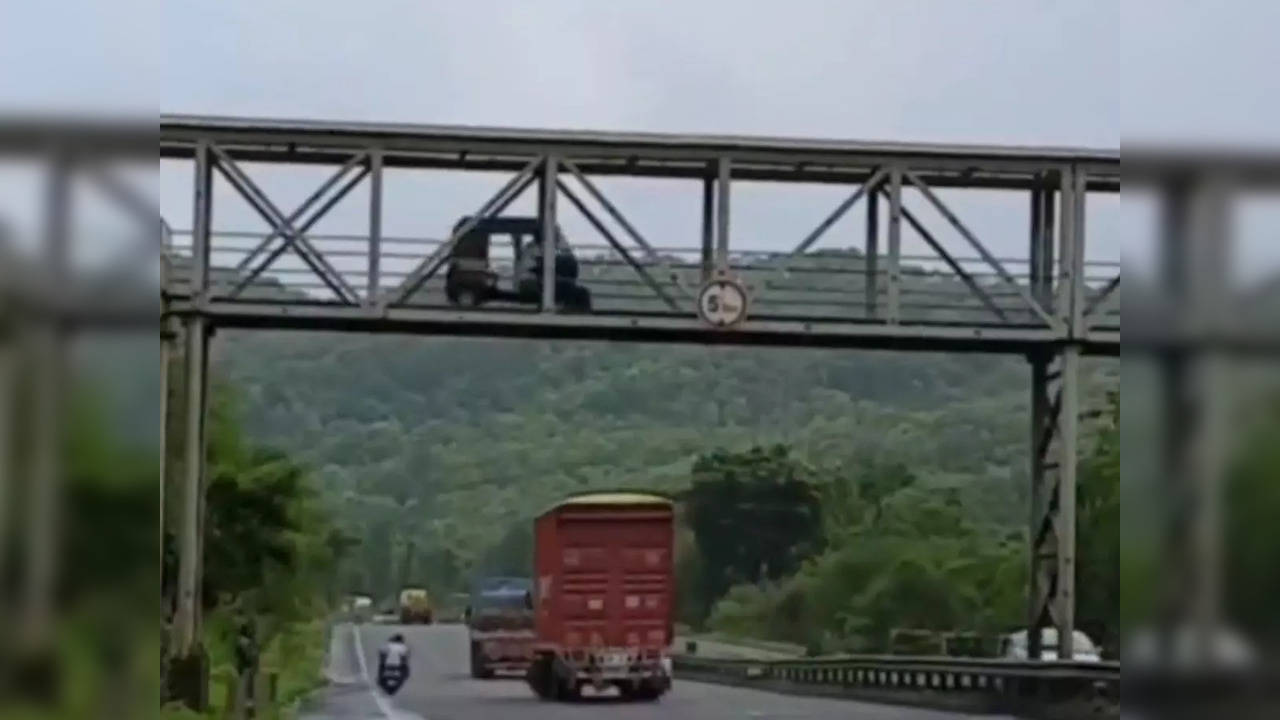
xmin=157 ymin=114 xmax=1120 ymax=697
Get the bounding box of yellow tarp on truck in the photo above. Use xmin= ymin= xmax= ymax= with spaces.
xmin=399 ymin=588 xmax=434 ymax=624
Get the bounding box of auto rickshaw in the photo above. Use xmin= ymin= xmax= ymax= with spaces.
xmin=444 ymin=216 xmax=591 ymax=312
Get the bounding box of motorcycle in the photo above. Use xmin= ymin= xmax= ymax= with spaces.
xmin=377 ymin=635 xmax=411 ymax=696
xmin=378 ymin=661 xmax=408 ymax=696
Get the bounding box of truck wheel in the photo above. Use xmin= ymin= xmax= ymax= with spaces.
xmin=571 ymin=285 xmax=592 ymax=313
xmin=635 ymin=681 xmax=664 ymax=702
xmin=469 ymin=642 xmax=484 ymax=679
xmin=559 ymin=680 xmax=581 ymax=702
xmin=550 ymin=657 xmax=579 ymax=702
xmin=469 ymin=642 xmax=496 ymax=680
xmin=527 ymin=655 xmax=553 ymax=700
xmin=557 ymin=284 xmax=591 ymax=313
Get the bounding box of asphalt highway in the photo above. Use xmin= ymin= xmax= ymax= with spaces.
xmin=300 ymin=623 xmax=1015 ymax=720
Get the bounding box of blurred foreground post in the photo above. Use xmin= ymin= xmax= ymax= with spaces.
xmin=6 ymin=155 xmax=74 ymax=701
xmin=20 ymin=325 xmax=65 ymax=649
xmin=1157 ymin=172 xmax=1231 ymax=651
xmin=20 ymin=153 xmax=70 ymax=651
xmin=0 ymin=323 xmax=13 ymax=623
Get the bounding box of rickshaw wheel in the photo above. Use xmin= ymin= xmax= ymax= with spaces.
xmin=447 ymin=285 xmax=486 ymax=307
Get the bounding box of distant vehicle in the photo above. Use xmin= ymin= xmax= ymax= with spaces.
xmin=398 ymin=588 xmax=434 ymax=625
xmin=465 ymin=577 xmax=536 ymax=679
xmin=1000 ymin=628 xmax=1102 ymax=662
xmin=526 ymin=492 xmax=674 ymax=702
xmin=443 ymin=216 xmax=591 ymax=311
xmin=350 ymin=595 xmax=374 ymax=623
xmin=1124 ymin=625 xmax=1258 ymax=671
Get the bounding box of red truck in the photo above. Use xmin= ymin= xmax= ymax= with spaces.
xmin=525 ymin=492 xmax=675 ymax=702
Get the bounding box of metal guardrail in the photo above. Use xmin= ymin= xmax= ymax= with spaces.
xmin=673 ymin=653 xmax=1119 ymax=714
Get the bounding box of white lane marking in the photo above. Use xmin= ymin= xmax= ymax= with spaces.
xmin=351 ymin=623 xmax=427 ymax=720
xmin=352 ymin=623 xmax=371 ymax=681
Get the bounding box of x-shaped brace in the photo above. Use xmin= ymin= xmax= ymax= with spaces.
xmin=211 ymin=145 xmax=364 ymax=304
xmin=903 ymin=169 xmax=1059 ymax=329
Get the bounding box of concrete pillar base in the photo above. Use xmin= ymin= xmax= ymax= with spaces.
xmin=9 ymin=647 xmax=60 ymax=705
xmin=164 ymin=646 xmax=209 ymax=712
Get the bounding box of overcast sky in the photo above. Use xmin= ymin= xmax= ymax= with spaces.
xmin=5 ymin=1 xmax=1279 ymax=282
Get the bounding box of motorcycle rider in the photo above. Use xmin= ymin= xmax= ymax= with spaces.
xmin=377 ymin=633 xmax=411 ymax=696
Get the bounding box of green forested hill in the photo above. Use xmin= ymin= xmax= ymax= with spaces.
xmin=211 ymin=330 xmax=1117 ymax=615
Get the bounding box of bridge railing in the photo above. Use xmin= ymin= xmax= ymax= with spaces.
xmin=162 ymin=229 xmax=1121 ymax=332
xmin=672 ymin=653 xmax=1119 ymax=714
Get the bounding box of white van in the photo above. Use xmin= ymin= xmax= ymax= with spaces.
xmin=1000 ymin=628 xmax=1102 ymax=662
xmin=351 ymin=595 xmax=374 ymax=623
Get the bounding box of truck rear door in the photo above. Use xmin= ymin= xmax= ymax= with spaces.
xmin=558 ymin=510 xmax=672 ymax=651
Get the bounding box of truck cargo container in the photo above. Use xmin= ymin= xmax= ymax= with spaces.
xmin=525 ymin=493 xmax=674 ymax=701
xmin=466 ymin=576 xmax=536 ymax=679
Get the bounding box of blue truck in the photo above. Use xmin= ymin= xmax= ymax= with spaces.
xmin=465 ymin=577 xmax=536 ymax=679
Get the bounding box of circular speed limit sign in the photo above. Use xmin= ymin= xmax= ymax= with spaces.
xmin=697 ymin=275 xmax=749 ymax=327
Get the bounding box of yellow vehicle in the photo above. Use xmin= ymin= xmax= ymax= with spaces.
xmin=399 ymin=588 xmax=434 ymax=625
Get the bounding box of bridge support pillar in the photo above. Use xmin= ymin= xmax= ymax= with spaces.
xmin=715 ymin=157 xmax=731 ymax=267
xmin=165 ymin=314 xmax=211 ymax=711
xmin=885 ymin=166 xmax=903 ymax=324
xmin=865 ymin=184 xmax=879 ymax=319
xmin=538 ymin=156 xmax=559 ymax=311
xmin=1027 ymin=166 xmax=1085 ymax=661
xmin=1028 ymin=347 xmax=1079 ymax=660
xmin=701 ymin=172 xmax=715 ymax=282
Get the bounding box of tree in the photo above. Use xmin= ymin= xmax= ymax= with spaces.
xmin=161 ymin=385 xmax=351 ymax=651
xmin=1076 ymin=392 xmax=1119 ymax=651
xmin=209 ymin=316 xmax=1118 ymax=627
xmin=1224 ymin=393 xmax=1280 ymax=648
xmin=684 ymin=445 xmax=824 ymax=614
xmin=859 ymin=459 xmax=917 ymax=526
xmin=477 ymin=522 xmax=535 ymax=577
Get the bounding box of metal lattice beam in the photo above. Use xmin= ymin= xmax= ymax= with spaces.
xmin=557 ymin=179 xmax=682 ymax=312
xmin=560 ymin=159 xmax=696 ymax=301
xmin=789 ymin=167 xmax=887 ymax=256
xmin=159 ymin=114 xmax=1121 ymax=190
xmin=753 ymin=168 xmax=886 ymax=306
xmin=1084 ymin=275 xmax=1120 ymax=320
xmin=232 ymin=152 xmax=368 ymax=273
xmin=904 ymin=169 xmax=1057 ymax=329
xmin=880 ymin=187 xmax=1008 ymax=322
